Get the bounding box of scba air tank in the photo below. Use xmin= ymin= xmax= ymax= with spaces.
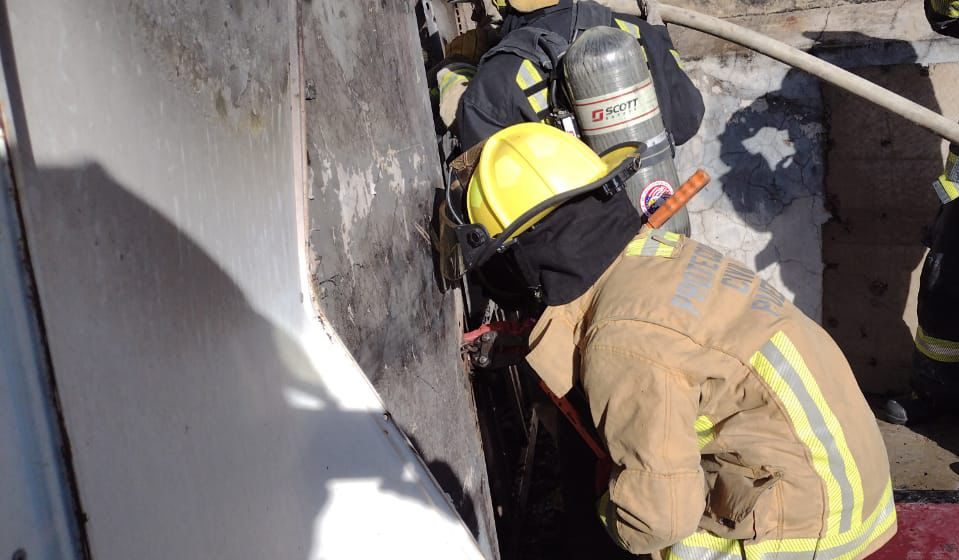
xmin=563 ymin=26 xmax=690 ymax=235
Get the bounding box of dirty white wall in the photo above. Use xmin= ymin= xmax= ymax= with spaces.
xmin=673 ymin=0 xmax=959 ymax=323
xmin=676 ymin=55 xmax=828 ymax=319
xmin=1 ymin=0 xmax=487 ymax=558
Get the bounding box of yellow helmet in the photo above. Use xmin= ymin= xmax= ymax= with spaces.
xmin=492 ymin=0 xmax=560 ymax=13
xmin=467 ymin=122 xmax=640 ymax=239
xmin=435 ymin=123 xmax=640 ymax=280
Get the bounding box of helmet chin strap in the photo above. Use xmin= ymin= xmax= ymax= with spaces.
xmin=455 ymin=145 xmax=642 ymax=273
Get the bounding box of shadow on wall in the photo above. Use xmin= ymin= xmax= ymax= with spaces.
xmin=0 ymin=2 xmax=484 ymax=555
xmin=22 ymin=161 xmax=472 ymax=558
xmin=0 ymin=4 xmax=475 ymax=549
xmin=717 ymin=57 xmax=827 ymax=319
xmin=716 ymin=32 xmax=943 ymax=398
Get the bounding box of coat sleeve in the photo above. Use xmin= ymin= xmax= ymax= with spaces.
xmin=582 ymin=341 xmax=705 ymax=554
xmin=925 ymin=0 xmax=959 ymax=38
xmin=455 ymin=55 xmax=538 ymax=148
xmin=636 ymin=19 xmax=705 ymax=147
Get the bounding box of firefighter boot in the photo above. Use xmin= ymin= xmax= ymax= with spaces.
xmin=883 ymin=350 xmax=959 ymax=425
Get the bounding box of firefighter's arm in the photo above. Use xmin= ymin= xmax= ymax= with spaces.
xmin=925 ymin=0 xmax=959 ymax=38
xmin=456 ymin=56 xmax=534 ymax=147
xmin=434 ymin=26 xmax=501 ymax=129
xmin=436 ymin=62 xmax=476 ymax=129
xmin=582 ymin=342 xmax=705 ymax=554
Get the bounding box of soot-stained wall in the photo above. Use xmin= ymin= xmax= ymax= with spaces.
xmin=300 ymin=1 xmax=498 ymax=557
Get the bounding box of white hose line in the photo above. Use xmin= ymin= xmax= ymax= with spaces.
xmin=658 ymin=4 xmax=959 ymax=145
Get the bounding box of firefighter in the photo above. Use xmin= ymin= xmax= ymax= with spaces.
xmin=882 ymin=0 xmax=959 ymax=425
xmin=925 ymin=0 xmax=959 ymax=37
xmin=448 ymin=0 xmax=704 ymax=149
xmin=445 ymin=122 xmax=896 ymax=558
xmin=884 ymin=139 xmax=959 ymax=424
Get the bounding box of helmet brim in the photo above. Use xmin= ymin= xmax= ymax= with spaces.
xmin=449 ymin=141 xmax=643 ymax=275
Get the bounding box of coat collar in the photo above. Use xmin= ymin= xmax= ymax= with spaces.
xmin=525 ymin=250 xmax=622 ymax=396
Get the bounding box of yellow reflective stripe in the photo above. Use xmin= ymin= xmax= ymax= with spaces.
xmin=750 ymin=332 xmax=863 ymax=536
xmin=933 ymin=176 xmax=959 ymax=204
xmin=937 ymin=151 xmax=959 ymax=203
xmin=614 ymin=19 xmax=648 ymax=61
xmin=515 ymin=59 xmax=543 ymax=91
xmin=668 ymin=482 xmax=896 ymax=559
xmin=665 ymin=531 xmax=740 ymax=560
xmin=670 ymin=48 xmax=685 ymax=69
xmin=744 ymin=481 xmax=896 ymax=559
xmin=624 ymin=229 xmax=680 ymax=258
xmin=527 ymin=88 xmax=548 ymax=113
xmin=597 ymin=491 xmax=626 ymax=549
xmin=625 ymin=237 xmax=649 ymax=256
xmin=931 ymin=0 xmax=959 ymax=17
xmin=438 ymin=68 xmax=473 ymax=98
xmin=614 ymin=18 xmax=641 ymax=39
xmin=695 ymin=415 xmax=716 ymax=450
xmin=915 ymin=326 xmax=959 ymax=362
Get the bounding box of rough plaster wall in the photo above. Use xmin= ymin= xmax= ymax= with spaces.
xmin=675 ymin=55 xmax=829 ymax=320
xmin=301 ymin=1 xmax=497 ymax=557
xmin=822 ymin=63 xmax=959 ymax=395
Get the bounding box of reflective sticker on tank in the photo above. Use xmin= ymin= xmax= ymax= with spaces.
xmin=639 ymin=180 xmax=674 ymax=216
xmin=573 ymin=79 xmax=660 ymax=136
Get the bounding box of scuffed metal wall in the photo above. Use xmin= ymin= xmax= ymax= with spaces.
xmin=2 ymin=0 xmax=490 ymax=558
xmin=301 ymin=1 xmax=498 ymax=557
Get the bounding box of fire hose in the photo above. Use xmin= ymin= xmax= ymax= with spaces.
xmin=647 ymin=2 xmax=959 ymax=145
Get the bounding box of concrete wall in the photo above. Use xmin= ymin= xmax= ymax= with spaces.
xmin=675 ymin=56 xmax=829 ymax=319
xmin=1 ymin=0 xmax=488 ymax=558
xmin=822 ymin=62 xmax=959 ymax=394
xmin=673 ymin=0 xmax=959 ymax=323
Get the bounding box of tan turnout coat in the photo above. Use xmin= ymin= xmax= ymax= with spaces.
xmin=526 ymin=229 xmax=896 ymax=559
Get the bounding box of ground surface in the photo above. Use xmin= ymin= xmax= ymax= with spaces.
xmin=880 ymin=418 xmax=959 ymax=490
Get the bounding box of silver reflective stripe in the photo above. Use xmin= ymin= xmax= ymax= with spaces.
xmin=934 ymin=178 xmax=952 ymax=204
xmin=668 ymin=543 xmax=742 ymax=560
xmin=645 ymin=129 xmax=670 ymax=150
xmin=759 ymin=497 xmax=895 ymax=560
xmin=528 ymin=88 xmax=549 ymax=113
xmin=515 ymin=59 xmax=543 ymax=91
xmin=640 ymin=238 xmax=664 ymax=256
xmin=761 ymin=342 xmax=855 ymax=533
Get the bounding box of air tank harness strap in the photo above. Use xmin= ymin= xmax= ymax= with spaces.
xmin=569 ymin=0 xmax=614 ymax=41
xmin=479 ymin=27 xmax=567 ymax=123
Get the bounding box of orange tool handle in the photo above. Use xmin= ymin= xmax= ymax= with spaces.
xmin=647 ymin=170 xmax=711 ymax=229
